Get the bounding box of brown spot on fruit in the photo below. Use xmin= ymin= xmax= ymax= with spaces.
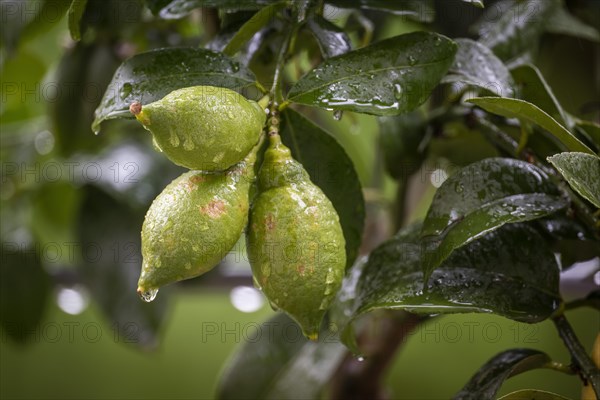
xmin=265 ymin=214 xmax=276 ymax=231
xmin=199 ymin=200 xmax=227 ymax=218
xmin=296 ymin=264 xmax=306 ymax=276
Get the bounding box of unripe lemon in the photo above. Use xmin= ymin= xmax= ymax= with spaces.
xmin=246 ymin=134 xmax=346 ymax=339
xmin=130 ymin=86 xmax=266 ymax=171
xmin=137 ymin=149 xmax=257 ymax=301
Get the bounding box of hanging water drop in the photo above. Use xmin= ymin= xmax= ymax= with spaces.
xmin=139 ymin=288 xmax=158 ymax=302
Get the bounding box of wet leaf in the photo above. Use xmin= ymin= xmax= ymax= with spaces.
xmin=326 ymin=0 xmax=435 ymax=22
xmin=68 ymin=0 xmax=88 ymax=41
xmin=421 ymin=158 xmax=567 ymax=277
xmin=77 ymin=185 xmax=170 ymax=349
xmin=442 ymin=39 xmax=514 ymax=97
xmin=216 ymin=312 xmax=346 ymax=400
xmin=510 ymin=64 xmax=570 ymax=128
xmin=546 ymin=6 xmax=600 ymax=43
xmin=280 ymin=109 xmax=365 ymax=268
xmin=0 ymin=244 xmax=51 ymax=344
xmin=342 ymin=223 xmax=561 ymax=349
xmin=498 ymin=389 xmax=571 ymax=400
xmin=223 ymin=3 xmax=286 ymax=57
xmin=307 ymin=15 xmax=352 ymax=59
xmin=468 ymin=97 xmax=594 ymax=154
xmin=454 ymin=349 xmax=552 ymax=400
xmin=149 ymin=0 xmax=279 ymax=19
xmin=287 ymin=32 xmax=457 ymax=116
xmin=92 ymin=47 xmax=258 ymax=133
xmin=477 ymin=0 xmax=560 ymax=61
xmin=548 ymin=152 xmax=600 ymax=208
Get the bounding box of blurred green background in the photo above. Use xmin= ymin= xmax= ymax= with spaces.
xmin=1 ymin=0 xmax=598 ymax=399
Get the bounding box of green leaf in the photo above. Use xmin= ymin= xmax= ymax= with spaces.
xmin=0 ymin=244 xmax=51 ymax=344
xmin=510 ymin=64 xmax=570 ymax=128
xmin=477 ymin=0 xmax=560 ymax=61
xmin=421 ymin=158 xmax=566 ymax=277
xmin=548 ymin=152 xmax=600 ymax=208
xmin=77 ymin=185 xmax=170 ymax=349
xmin=216 ymin=313 xmax=346 ymax=400
xmin=92 ymin=47 xmax=258 ymax=133
xmin=326 ymin=0 xmax=435 ymax=22
xmin=287 ymin=32 xmax=457 ymax=116
xmin=67 ymin=0 xmax=88 ymax=41
xmin=442 ymin=38 xmax=514 ymax=97
xmin=574 ymin=120 xmax=600 ymax=150
xmin=342 ymin=223 xmax=561 ymax=350
xmin=307 ymin=15 xmax=352 ymax=59
xmin=149 ymin=0 xmax=279 ymax=19
xmin=454 ymin=349 xmax=552 ymax=400
xmin=546 ymin=6 xmax=600 ymax=42
xmin=223 ymin=3 xmax=286 ymax=57
xmin=467 ymin=97 xmax=595 ymax=154
xmin=280 ymin=109 xmax=365 ymax=268
xmin=498 ymin=389 xmax=571 ymax=400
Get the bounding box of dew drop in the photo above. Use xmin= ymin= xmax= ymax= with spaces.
xmin=393 ymin=84 xmax=403 ymax=100
xmin=120 ymin=82 xmax=133 ymax=99
xmin=408 ymin=56 xmax=417 ymax=66
xmin=357 ymin=356 xmax=365 ymax=362
xmin=454 ymin=182 xmax=464 ymax=193
xmin=333 ymin=110 xmax=343 ymax=121
xmin=139 ymin=288 xmax=158 ymax=302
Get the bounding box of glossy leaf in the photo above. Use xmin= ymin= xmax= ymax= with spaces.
xmin=326 ymin=0 xmax=435 ymax=22
xmin=0 ymin=245 xmax=51 ymax=344
xmin=454 ymin=349 xmax=552 ymax=400
xmin=467 ymin=97 xmax=595 ymax=154
xmin=498 ymin=389 xmax=571 ymax=400
xmin=442 ymin=38 xmax=514 ymax=97
xmin=288 ymin=32 xmax=457 ymax=116
xmin=510 ymin=64 xmax=570 ymax=128
xmin=77 ymin=185 xmax=170 ymax=349
xmin=342 ymin=223 xmax=561 ymax=350
xmin=92 ymin=48 xmax=258 ymax=133
xmin=280 ymin=109 xmax=365 ymax=268
xmin=307 ymin=15 xmax=352 ymax=59
xmin=477 ymin=0 xmax=560 ymax=61
xmin=223 ymin=3 xmax=286 ymax=57
xmin=149 ymin=0 xmax=279 ymax=19
xmin=421 ymin=158 xmax=567 ymax=277
xmin=68 ymin=0 xmax=88 ymax=41
xmin=216 ymin=312 xmax=346 ymax=400
xmin=546 ymin=6 xmax=600 ymax=42
xmin=548 ymin=152 xmax=600 ymax=208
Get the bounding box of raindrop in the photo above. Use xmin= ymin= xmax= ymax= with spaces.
xmin=120 ymin=82 xmax=133 ymax=99
xmin=333 ymin=110 xmax=343 ymax=121
xmin=139 ymin=288 xmax=158 ymax=302
xmin=408 ymin=56 xmax=417 ymax=66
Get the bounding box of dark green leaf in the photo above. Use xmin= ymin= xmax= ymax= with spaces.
xmin=150 ymin=0 xmax=279 ymax=19
xmin=223 ymin=3 xmax=286 ymax=57
xmin=454 ymin=349 xmax=552 ymax=400
xmin=216 ymin=312 xmax=346 ymax=400
xmin=307 ymin=15 xmax=352 ymax=59
xmin=342 ymin=223 xmax=561 ymax=349
xmin=510 ymin=64 xmax=570 ymax=128
xmin=0 ymin=244 xmax=51 ymax=344
xmin=287 ymin=32 xmax=457 ymax=116
xmin=574 ymin=120 xmax=600 ymax=150
xmin=548 ymin=152 xmax=600 ymax=208
xmin=280 ymin=109 xmax=365 ymax=268
xmin=442 ymin=38 xmax=514 ymax=97
xmin=546 ymin=6 xmax=600 ymax=42
xmin=477 ymin=0 xmax=560 ymax=61
xmin=67 ymin=0 xmax=88 ymax=41
xmin=421 ymin=158 xmax=566 ymax=277
xmin=77 ymin=185 xmax=170 ymax=349
xmin=467 ymin=97 xmax=595 ymax=154
xmin=326 ymin=0 xmax=435 ymax=22
xmin=92 ymin=47 xmax=258 ymax=133
xmin=498 ymin=389 xmax=571 ymax=400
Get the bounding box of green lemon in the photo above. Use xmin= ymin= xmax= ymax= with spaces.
xmin=137 ymin=148 xmax=257 ymax=301
xmin=130 ymin=86 xmax=266 ymax=171
xmin=246 ymin=134 xmax=346 ymax=340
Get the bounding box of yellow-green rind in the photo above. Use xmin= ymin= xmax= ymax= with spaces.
xmin=134 ymin=86 xmax=266 ymax=171
xmin=138 ymin=154 xmax=256 ymax=293
xmin=247 ymin=135 xmax=346 ymax=339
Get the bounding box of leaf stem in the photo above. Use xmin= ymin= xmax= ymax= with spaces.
xmin=552 ymin=313 xmax=600 ymax=397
